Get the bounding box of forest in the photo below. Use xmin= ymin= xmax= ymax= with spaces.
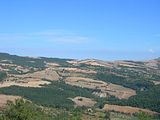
xmin=0 ymin=72 xmax=7 ymax=82
xmin=0 ymin=81 xmax=95 ymax=109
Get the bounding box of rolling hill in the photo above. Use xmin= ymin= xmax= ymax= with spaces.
xmin=0 ymin=52 xmax=160 ymax=120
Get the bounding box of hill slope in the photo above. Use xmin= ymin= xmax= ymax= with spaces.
xmin=0 ymin=53 xmax=160 ymax=119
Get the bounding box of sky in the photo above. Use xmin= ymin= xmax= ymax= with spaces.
xmin=0 ymin=0 xmax=160 ymax=60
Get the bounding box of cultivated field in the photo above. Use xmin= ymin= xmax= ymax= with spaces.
xmin=62 ymin=67 xmax=97 ymax=74
xmin=0 ymin=94 xmax=21 ymax=108
xmin=103 ymin=104 xmax=158 ymax=115
xmin=0 ymin=68 xmax=59 ymax=88
xmin=70 ymin=96 xmax=96 ymax=107
xmin=67 ymin=60 xmax=113 ymax=67
xmin=65 ymin=77 xmax=136 ymax=99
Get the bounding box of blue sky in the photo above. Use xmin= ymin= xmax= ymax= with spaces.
xmin=0 ymin=0 xmax=160 ymax=60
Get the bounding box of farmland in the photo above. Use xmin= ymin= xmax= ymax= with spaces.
xmin=0 ymin=53 xmax=160 ymax=120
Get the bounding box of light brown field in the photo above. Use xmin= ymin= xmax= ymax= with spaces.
xmin=0 ymin=62 xmax=36 ymax=73
xmin=67 ymin=60 xmax=113 ymax=67
xmin=79 ymin=60 xmax=107 ymax=67
xmin=118 ymin=63 xmax=138 ymax=68
xmin=145 ymin=60 xmax=159 ymax=69
xmin=103 ymin=104 xmax=157 ymax=115
xmin=19 ymin=68 xmax=60 ymax=81
xmin=0 ymin=94 xmax=21 ymax=108
xmin=46 ymin=62 xmax=60 ymax=67
xmin=152 ymin=80 xmax=160 ymax=85
xmin=0 ymin=80 xmax=50 ymax=88
xmin=70 ymin=96 xmax=96 ymax=107
xmin=0 ymin=68 xmax=59 ymax=88
xmin=66 ymin=60 xmax=78 ymax=65
xmin=65 ymin=77 xmax=136 ymax=99
xmin=105 ymin=84 xmax=136 ymax=99
xmin=114 ymin=61 xmax=142 ymax=68
xmin=62 ymin=67 xmax=97 ymax=74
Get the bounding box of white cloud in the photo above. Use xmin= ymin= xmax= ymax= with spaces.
xmin=148 ymin=49 xmax=155 ymax=53
xmin=48 ymin=36 xmax=89 ymax=44
xmin=0 ymin=30 xmax=90 ymax=44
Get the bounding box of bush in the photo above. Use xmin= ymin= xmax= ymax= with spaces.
xmin=0 ymin=99 xmax=52 ymax=120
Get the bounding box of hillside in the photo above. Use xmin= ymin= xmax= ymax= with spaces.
xmin=0 ymin=53 xmax=160 ymax=120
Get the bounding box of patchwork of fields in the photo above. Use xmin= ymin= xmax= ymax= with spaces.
xmin=0 ymin=53 xmax=160 ymax=120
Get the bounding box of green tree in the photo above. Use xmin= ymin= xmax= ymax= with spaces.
xmin=104 ymin=112 xmax=110 ymax=120
xmin=0 ymin=72 xmax=7 ymax=82
xmin=0 ymin=99 xmax=51 ymax=120
xmin=70 ymin=108 xmax=82 ymax=120
xmin=137 ymin=111 xmax=152 ymax=120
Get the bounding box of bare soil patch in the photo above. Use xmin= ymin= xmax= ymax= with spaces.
xmin=103 ymin=104 xmax=157 ymax=115
xmin=145 ymin=60 xmax=159 ymax=69
xmin=23 ymin=68 xmax=60 ymax=81
xmin=70 ymin=96 xmax=96 ymax=107
xmin=0 ymin=94 xmax=21 ymax=108
xmin=67 ymin=60 xmax=113 ymax=67
xmin=152 ymin=80 xmax=160 ymax=85
xmin=0 ymin=68 xmax=59 ymax=88
xmin=63 ymin=67 xmax=97 ymax=74
xmin=0 ymin=80 xmax=50 ymax=88
xmin=80 ymin=60 xmax=107 ymax=67
xmin=46 ymin=62 xmax=60 ymax=67
xmin=106 ymin=84 xmax=136 ymax=99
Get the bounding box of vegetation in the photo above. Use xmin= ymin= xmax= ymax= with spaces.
xmin=0 ymin=99 xmax=52 ymax=120
xmin=0 ymin=99 xmax=84 ymax=120
xmin=0 ymin=53 xmax=73 ymax=69
xmin=91 ymin=72 xmax=160 ymax=113
xmin=93 ymin=72 xmax=154 ymax=91
xmin=0 ymin=99 xmax=113 ymax=120
xmin=108 ymin=85 xmax=160 ymax=113
xmin=82 ymin=65 xmax=160 ymax=114
xmin=104 ymin=112 xmax=111 ymax=120
xmin=0 ymin=81 xmax=95 ymax=109
xmin=137 ymin=111 xmax=152 ymax=120
xmin=0 ymin=72 xmax=7 ymax=82
xmin=0 ymin=53 xmax=45 ymax=68
xmin=0 ymin=53 xmax=160 ymax=119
